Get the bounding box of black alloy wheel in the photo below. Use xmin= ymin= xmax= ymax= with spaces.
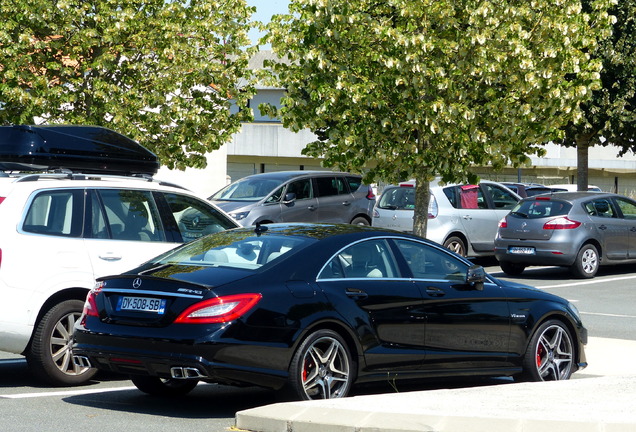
xmin=130 ymin=375 xmax=199 ymax=396
xmin=521 ymin=320 xmax=574 ymax=381
xmin=26 ymin=299 xmax=98 ymax=386
xmin=289 ymin=329 xmax=354 ymax=400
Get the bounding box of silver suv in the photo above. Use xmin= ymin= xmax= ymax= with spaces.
xmin=372 ymin=180 xmax=520 ymax=257
xmin=0 ymin=125 xmax=238 ymax=386
xmin=210 ymin=171 xmax=376 ymax=226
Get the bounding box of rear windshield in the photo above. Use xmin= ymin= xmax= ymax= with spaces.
xmin=149 ymin=230 xmax=316 ymax=270
xmin=378 ymin=187 xmax=415 ymax=210
xmin=511 ymin=199 xmax=571 ymax=218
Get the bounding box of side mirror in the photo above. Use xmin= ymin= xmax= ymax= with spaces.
xmin=466 ymin=265 xmax=486 ymax=291
xmin=282 ymin=192 xmax=296 ymax=204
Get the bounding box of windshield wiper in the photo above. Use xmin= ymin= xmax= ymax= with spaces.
xmin=511 ymin=211 xmax=528 ymax=218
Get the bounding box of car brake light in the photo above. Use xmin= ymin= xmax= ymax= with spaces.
xmin=498 ymin=217 xmax=508 ymax=228
xmin=366 ymin=185 xmax=376 ymax=200
xmin=428 ymin=195 xmax=438 ymax=219
xmin=82 ymin=282 xmax=104 ymax=318
xmin=536 ymin=196 xmax=551 ymax=201
xmin=175 ymin=293 xmax=262 ymax=324
xmin=543 ymin=217 xmax=581 ymax=230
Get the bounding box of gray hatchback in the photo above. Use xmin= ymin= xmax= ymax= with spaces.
xmin=209 ymin=171 xmax=376 ymax=226
xmin=495 ymin=192 xmax=636 ymax=278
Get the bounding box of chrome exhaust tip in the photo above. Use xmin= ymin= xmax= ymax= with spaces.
xmin=170 ymin=366 xmax=206 ymax=379
xmin=73 ymin=355 xmax=93 ymax=368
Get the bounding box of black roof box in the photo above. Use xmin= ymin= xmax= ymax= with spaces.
xmin=0 ymin=125 xmax=159 ymax=176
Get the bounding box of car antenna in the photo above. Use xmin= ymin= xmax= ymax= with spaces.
xmin=254 ymin=222 xmax=268 ymax=236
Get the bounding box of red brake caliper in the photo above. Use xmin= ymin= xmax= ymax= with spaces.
xmin=536 ymin=345 xmax=544 ymax=367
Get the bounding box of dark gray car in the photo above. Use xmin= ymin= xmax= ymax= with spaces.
xmin=495 ymin=191 xmax=636 ymax=278
xmin=209 ymin=171 xmax=376 ymax=226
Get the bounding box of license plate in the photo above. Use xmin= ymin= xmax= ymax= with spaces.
xmin=117 ymin=296 xmax=166 ymax=314
xmin=508 ymin=246 xmax=536 ymax=255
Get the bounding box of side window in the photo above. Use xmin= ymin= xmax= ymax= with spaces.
xmin=319 ymin=239 xmax=397 ymax=279
xmin=586 ymin=199 xmax=615 ymax=218
xmin=97 ymin=189 xmax=165 ymax=242
xmin=483 ymin=184 xmax=518 ymax=210
xmin=394 ymin=239 xmax=467 ymax=281
xmin=286 ymin=179 xmax=312 ymax=200
xmin=345 ymin=176 xmax=362 ymax=193
xmin=459 ymin=185 xmax=483 ymax=209
xmin=162 ymin=193 xmax=237 ymax=242
xmin=22 ymin=190 xmax=83 ymax=237
xmin=264 ymin=186 xmax=285 ymax=203
xmin=315 ymin=176 xmax=346 ymax=197
xmin=615 ymin=197 xmax=636 ymax=220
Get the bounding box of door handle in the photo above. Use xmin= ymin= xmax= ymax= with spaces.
xmin=425 ymin=287 xmax=446 ymax=297
xmin=462 ymin=215 xmax=472 ymax=220
xmin=99 ymin=254 xmax=122 ymax=261
xmin=342 ymin=201 xmax=351 ymax=206
xmin=598 ymin=225 xmax=607 ymax=230
xmin=307 ymin=205 xmax=317 ymax=211
xmin=345 ymin=288 xmax=368 ymax=299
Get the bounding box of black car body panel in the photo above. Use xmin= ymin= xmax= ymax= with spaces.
xmin=73 ymin=224 xmax=587 ymax=395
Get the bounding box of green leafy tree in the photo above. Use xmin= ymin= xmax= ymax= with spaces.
xmin=560 ymin=0 xmax=636 ymax=191
xmin=0 ymin=0 xmax=257 ymax=169
xmin=263 ymin=0 xmax=614 ymax=238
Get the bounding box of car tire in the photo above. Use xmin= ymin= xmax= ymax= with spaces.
xmin=350 ymin=217 xmax=370 ymax=226
xmin=519 ymin=319 xmax=574 ymax=381
xmin=443 ymin=236 xmax=467 ymax=257
xmin=499 ymin=261 xmax=526 ymax=276
xmin=570 ymin=244 xmax=599 ymax=278
xmin=288 ymin=329 xmax=354 ymax=400
xmin=130 ymin=375 xmax=199 ymax=396
xmin=26 ymin=299 xmax=98 ymax=386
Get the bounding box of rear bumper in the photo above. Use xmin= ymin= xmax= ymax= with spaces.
xmin=494 ymin=238 xmax=579 ymax=266
xmin=72 ymin=324 xmax=291 ymax=390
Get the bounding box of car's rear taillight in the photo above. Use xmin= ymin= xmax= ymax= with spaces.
xmin=175 ymin=293 xmax=262 ymax=324
xmin=498 ymin=217 xmax=508 ymax=228
xmin=366 ymin=185 xmax=376 ymax=200
xmin=82 ymin=282 xmax=104 ymax=318
xmin=428 ymin=195 xmax=438 ymax=219
xmin=543 ymin=217 xmax=581 ymax=230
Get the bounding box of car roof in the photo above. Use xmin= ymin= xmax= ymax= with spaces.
xmin=241 ymin=171 xmax=359 ymax=182
xmin=522 ymin=191 xmax=616 ymax=202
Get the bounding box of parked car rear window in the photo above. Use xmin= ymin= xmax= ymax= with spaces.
xmin=378 ymin=187 xmax=415 ymax=210
xmin=512 ymin=199 xmax=571 ymax=218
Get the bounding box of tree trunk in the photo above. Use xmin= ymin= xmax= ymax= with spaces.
xmin=412 ymin=173 xmax=431 ymax=239
xmin=576 ymin=133 xmax=594 ymax=192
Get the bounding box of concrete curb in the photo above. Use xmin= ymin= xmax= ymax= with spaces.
xmin=235 ymin=338 xmax=636 ymax=432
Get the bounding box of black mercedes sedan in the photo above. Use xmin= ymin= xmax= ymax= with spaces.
xmin=73 ymin=223 xmax=587 ymax=400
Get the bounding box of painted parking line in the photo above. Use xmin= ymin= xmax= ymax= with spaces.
xmin=536 ymin=274 xmax=636 ymax=290
xmin=0 ymin=385 xmax=137 ymax=399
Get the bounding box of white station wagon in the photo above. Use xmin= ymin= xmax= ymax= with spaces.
xmin=0 ymin=125 xmax=237 ymax=385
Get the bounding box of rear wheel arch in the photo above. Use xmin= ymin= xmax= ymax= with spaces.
xmin=443 ymin=232 xmax=469 ymax=256
xmin=292 ymin=320 xmax=362 ymax=369
xmin=28 ymin=287 xmax=91 ymax=348
xmin=350 ymin=215 xmax=371 ymax=226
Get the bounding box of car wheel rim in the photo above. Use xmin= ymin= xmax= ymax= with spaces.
xmin=534 ymin=324 xmax=573 ymax=380
xmin=447 ymin=241 xmax=464 ymax=256
xmin=581 ymin=248 xmax=598 ymax=274
xmin=50 ymin=311 xmax=90 ymax=376
xmin=301 ymin=336 xmax=350 ymax=399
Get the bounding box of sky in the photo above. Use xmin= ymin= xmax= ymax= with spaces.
xmin=246 ymin=0 xmax=290 ymax=45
